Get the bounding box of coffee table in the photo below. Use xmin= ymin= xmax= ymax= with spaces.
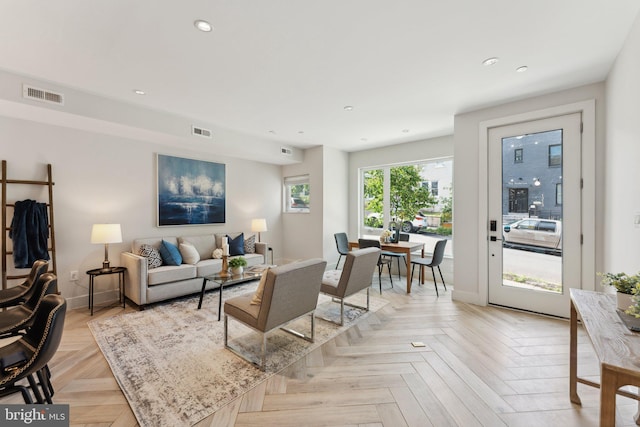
xmin=198 ymin=271 xmax=262 ymax=320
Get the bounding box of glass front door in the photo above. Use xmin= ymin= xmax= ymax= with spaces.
xmin=488 ymin=113 xmax=582 ymax=317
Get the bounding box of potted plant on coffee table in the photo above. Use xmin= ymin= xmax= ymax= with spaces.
xmin=229 ymin=256 xmax=247 ymax=275
xmin=599 ymin=271 xmax=640 ymax=310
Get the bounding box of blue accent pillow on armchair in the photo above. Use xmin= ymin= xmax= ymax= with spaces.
xmin=159 ymin=240 xmax=182 ymax=266
xmin=227 ymin=233 xmax=245 ymax=256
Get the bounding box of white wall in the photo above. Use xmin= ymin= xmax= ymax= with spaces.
xmin=281 ymin=146 xmax=325 ymax=262
xmin=605 ymin=13 xmax=640 ymax=274
xmin=1 ymin=115 xmax=283 ymax=309
xmin=453 ymin=83 xmax=606 ymax=305
xmin=322 ymin=146 xmax=349 ymax=267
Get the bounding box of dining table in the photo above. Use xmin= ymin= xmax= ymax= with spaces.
xmin=349 ymin=240 xmax=424 ymax=293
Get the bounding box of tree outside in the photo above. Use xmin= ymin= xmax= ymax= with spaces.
xmin=364 ymin=166 xmax=437 ymax=229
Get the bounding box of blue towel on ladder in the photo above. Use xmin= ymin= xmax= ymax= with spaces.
xmin=9 ymin=199 xmax=50 ymax=268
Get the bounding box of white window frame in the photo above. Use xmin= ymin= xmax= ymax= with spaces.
xmin=283 ymin=174 xmax=310 ymax=213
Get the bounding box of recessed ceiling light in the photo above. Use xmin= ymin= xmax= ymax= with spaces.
xmin=194 ymin=20 xmax=213 ymax=32
xmin=268 ymin=130 xmax=276 ymax=134
xmin=482 ymin=57 xmax=499 ymax=66
xmin=360 ymin=138 xmax=368 ymax=142
xmin=516 ymin=66 xmax=528 ymax=73
xmin=298 ymin=131 xmax=304 ymax=134
xmin=343 ymin=106 xmax=354 ymax=111
xmin=133 ymin=89 xmax=145 ymax=95
xmin=402 ymin=129 xmax=410 ymax=133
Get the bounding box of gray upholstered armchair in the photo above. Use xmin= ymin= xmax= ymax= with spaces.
xmin=320 ymin=247 xmax=380 ymax=325
xmin=223 ymin=258 xmax=327 ymax=370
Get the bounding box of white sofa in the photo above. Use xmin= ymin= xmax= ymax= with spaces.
xmin=121 ymin=233 xmax=267 ymax=308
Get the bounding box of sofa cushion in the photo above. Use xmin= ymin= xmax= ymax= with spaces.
xmin=179 ymin=235 xmax=216 ymax=260
xmin=244 ymin=234 xmax=256 ymax=254
xmin=195 ymin=259 xmax=223 ymax=277
xmin=148 ymin=264 xmax=197 ymax=286
xmin=159 ymin=240 xmax=182 ymax=266
xmin=139 ymin=244 xmax=163 ymax=269
xmin=179 ymin=242 xmax=200 ymax=264
xmin=227 ymin=233 xmax=245 ymax=256
xmin=321 ymin=269 xmax=342 ymax=288
xmin=132 ymin=237 xmax=178 ymax=256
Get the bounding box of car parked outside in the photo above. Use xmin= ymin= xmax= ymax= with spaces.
xmin=503 ymin=218 xmax=562 ymax=251
xmin=291 ymin=197 xmax=308 ymax=208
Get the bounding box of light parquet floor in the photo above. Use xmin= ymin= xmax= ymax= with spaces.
xmin=3 ymin=277 xmax=639 ymax=426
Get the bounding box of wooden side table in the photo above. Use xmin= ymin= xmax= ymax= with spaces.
xmin=86 ymin=266 xmax=126 ymax=316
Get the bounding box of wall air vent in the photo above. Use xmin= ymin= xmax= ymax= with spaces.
xmin=281 ymin=147 xmax=293 ymax=156
xmin=22 ymin=84 xmax=64 ymax=105
xmin=191 ymin=125 xmax=212 ymax=139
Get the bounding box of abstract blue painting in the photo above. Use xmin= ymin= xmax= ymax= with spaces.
xmin=157 ymin=154 xmax=226 ymax=226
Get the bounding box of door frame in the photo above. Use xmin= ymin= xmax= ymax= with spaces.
xmin=477 ymin=100 xmax=596 ymax=308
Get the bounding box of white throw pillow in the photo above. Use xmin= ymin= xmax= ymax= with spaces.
xmin=251 ymin=269 xmax=270 ymax=305
xmin=179 ymin=242 xmax=200 ymax=264
xmin=212 ymin=248 xmax=223 ymax=259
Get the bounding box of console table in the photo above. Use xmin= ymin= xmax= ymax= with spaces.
xmin=570 ymin=288 xmax=640 ymax=426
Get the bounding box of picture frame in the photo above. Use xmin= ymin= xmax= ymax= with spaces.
xmin=157 ymin=154 xmax=226 ymax=226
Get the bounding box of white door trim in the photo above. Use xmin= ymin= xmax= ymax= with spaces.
xmin=477 ymin=100 xmax=596 ymax=307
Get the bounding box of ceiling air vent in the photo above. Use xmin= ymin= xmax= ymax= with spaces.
xmin=191 ymin=125 xmax=212 ymax=139
xmin=22 ymin=84 xmax=64 ymax=105
xmin=281 ymin=147 xmax=292 ymax=156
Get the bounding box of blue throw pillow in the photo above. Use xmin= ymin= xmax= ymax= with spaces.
xmin=227 ymin=233 xmax=245 ymax=256
xmin=159 ymin=240 xmax=182 ymax=266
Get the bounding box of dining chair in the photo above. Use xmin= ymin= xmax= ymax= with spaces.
xmin=0 ymin=260 xmax=49 ymax=309
xmin=410 ymin=239 xmax=447 ymax=296
xmin=381 ymin=232 xmax=409 ymax=279
xmin=358 ymin=239 xmax=393 ymax=293
xmin=334 ymin=232 xmax=350 ymax=269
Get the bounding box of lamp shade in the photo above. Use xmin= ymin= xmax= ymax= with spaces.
xmin=251 ymin=218 xmax=267 ymax=233
xmin=91 ymin=224 xmax=122 ymax=244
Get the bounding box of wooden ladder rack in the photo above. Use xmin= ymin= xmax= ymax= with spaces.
xmin=1 ymin=160 xmax=57 ymax=289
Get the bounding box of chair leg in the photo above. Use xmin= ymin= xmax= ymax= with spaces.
xmin=431 ymin=267 xmax=439 ymax=297
xmin=387 ymin=263 xmax=394 ymax=288
xmin=438 ymin=266 xmax=446 ymax=291
xmin=396 ymin=258 xmax=401 ymax=280
xmin=36 ymin=369 xmax=53 ymax=404
xmin=378 ymin=265 xmax=383 ymax=294
xmin=27 ymin=374 xmax=44 ymax=403
xmin=335 ymin=254 xmax=342 ymax=270
xmin=261 ymin=333 xmax=267 ymax=371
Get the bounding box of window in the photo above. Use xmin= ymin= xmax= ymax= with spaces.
xmin=508 ymin=188 xmax=528 ymax=213
xmin=516 ymin=219 xmax=537 ymax=230
xmin=284 ymin=175 xmax=310 ymax=212
xmin=430 ymin=181 xmax=439 ymax=196
xmin=363 ymin=169 xmax=384 ymax=228
xmin=556 ymin=183 xmax=562 ymax=206
xmin=549 ymin=144 xmax=562 ymax=167
xmin=514 ymin=148 xmax=523 ymax=163
xmin=360 ymin=159 xmax=453 ymax=235
xmin=537 ymin=221 xmax=557 ymax=232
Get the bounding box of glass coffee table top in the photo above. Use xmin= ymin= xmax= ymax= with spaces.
xmin=204 ymin=271 xmax=262 ymax=285
xmin=198 ymin=271 xmax=263 ymax=320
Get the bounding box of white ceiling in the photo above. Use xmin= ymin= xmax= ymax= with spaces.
xmin=1 ymin=1 xmax=639 ymax=152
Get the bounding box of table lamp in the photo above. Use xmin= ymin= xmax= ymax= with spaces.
xmin=91 ymin=223 xmax=122 ymax=272
xmin=251 ymin=218 xmax=267 ymax=242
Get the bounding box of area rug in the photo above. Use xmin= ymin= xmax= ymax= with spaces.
xmin=88 ymin=282 xmax=387 ymax=427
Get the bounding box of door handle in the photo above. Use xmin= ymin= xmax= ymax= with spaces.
xmin=489 ymin=236 xmax=502 ymax=242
